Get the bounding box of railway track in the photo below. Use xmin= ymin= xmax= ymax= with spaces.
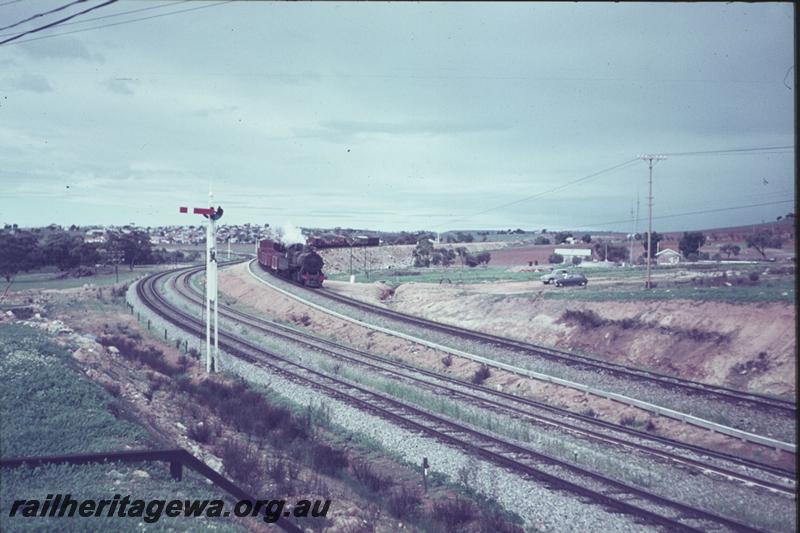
xmin=177 ymin=265 xmax=795 ymax=492
xmin=245 ymin=262 xmax=796 ymax=450
xmin=177 ymin=269 xmax=795 ymax=494
xmin=133 ymin=266 xmax=778 ymax=532
xmin=317 ymin=286 xmax=794 ymax=414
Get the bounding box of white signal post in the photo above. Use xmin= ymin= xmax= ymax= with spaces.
xmin=179 ymin=193 xmax=224 ymax=373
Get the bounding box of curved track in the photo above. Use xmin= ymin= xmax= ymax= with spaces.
xmin=133 ymin=266 xmax=777 ymax=532
xmin=247 ymin=262 xmax=796 ymax=451
xmin=179 ymin=265 xmax=794 ymax=492
xmin=315 ymin=286 xmax=794 ymax=415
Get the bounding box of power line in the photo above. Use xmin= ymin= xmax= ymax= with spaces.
xmin=0 ymin=0 xmax=117 ymax=45
xmin=0 ymin=0 xmax=233 ymax=46
xmin=0 ymin=1 xmax=188 ymax=38
xmin=661 ymin=146 xmax=793 ymax=157
xmin=0 ymin=0 xmax=85 ymax=32
xmin=0 ymin=0 xmax=27 ymax=9
xmin=565 ymin=199 xmax=795 ymax=230
xmin=431 ymin=158 xmax=640 ymax=229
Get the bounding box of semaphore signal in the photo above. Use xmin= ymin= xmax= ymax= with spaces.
xmin=179 ymin=192 xmax=223 ymax=373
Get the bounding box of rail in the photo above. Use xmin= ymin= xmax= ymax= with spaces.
xmin=246 ymin=260 xmax=796 ymax=453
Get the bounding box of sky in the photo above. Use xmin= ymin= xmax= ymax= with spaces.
xmin=0 ymin=1 xmax=795 ymax=233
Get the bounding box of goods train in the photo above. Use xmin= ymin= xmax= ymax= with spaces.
xmin=306 ymin=235 xmax=380 ymax=248
xmin=258 ymin=239 xmax=325 ymax=288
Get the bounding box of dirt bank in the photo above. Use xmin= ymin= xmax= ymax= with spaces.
xmin=339 ymin=281 xmax=795 ymax=397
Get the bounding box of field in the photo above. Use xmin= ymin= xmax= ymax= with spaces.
xmin=329 ymin=262 xmax=795 ymax=303
xmin=0 ymin=323 xmax=243 ymax=532
xmin=5 ymin=265 xmax=172 ymax=292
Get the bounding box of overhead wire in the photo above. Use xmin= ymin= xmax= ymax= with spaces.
xmin=660 ymin=146 xmax=793 ymax=157
xmin=0 ymin=0 xmax=233 ymax=46
xmin=0 ymin=0 xmax=85 ymax=32
xmin=0 ymin=0 xmax=117 ymax=45
xmin=0 ymin=0 xmax=27 ymax=9
xmin=0 ymin=0 xmax=188 ymax=39
xmin=431 ymin=157 xmax=641 ymax=229
xmin=561 ymin=199 xmax=795 ymax=230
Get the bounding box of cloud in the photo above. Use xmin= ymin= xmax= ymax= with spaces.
xmin=5 ymin=73 xmax=53 ymax=93
xmin=19 ymin=37 xmax=104 ymax=62
xmin=190 ymin=105 xmax=238 ymax=117
xmin=295 ymin=118 xmax=507 ymax=142
xmin=103 ymin=78 xmax=137 ymax=95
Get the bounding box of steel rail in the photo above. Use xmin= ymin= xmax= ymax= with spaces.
xmin=174 ymin=266 xmax=794 ymax=493
xmin=133 ymin=267 xmax=767 ymax=533
xmin=246 ymin=261 xmax=796 ymax=453
xmin=318 ymin=286 xmax=794 ymax=412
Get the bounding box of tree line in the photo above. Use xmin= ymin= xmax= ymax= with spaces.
xmin=0 ymin=227 xmax=198 ymax=283
xmin=412 ymin=239 xmax=491 ymax=268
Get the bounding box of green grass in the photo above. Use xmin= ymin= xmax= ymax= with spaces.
xmin=0 ymin=323 xmax=243 ymax=532
xmin=5 ymin=266 xmax=167 ymax=291
xmin=327 ymin=262 xmax=775 ymax=286
xmin=328 ymin=266 xmax=544 ymax=286
xmin=545 ymin=278 xmax=796 ymax=303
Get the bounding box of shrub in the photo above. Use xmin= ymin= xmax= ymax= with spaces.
xmin=471 ymin=365 xmax=491 ymax=385
xmin=386 ymin=487 xmax=421 ymax=519
xmin=748 ymin=271 xmax=760 ymax=282
xmin=562 ymin=309 xmax=605 ymax=328
xmin=187 ymin=422 xmax=213 ymax=444
xmin=432 ymin=498 xmax=477 ymax=526
xmin=548 ymin=253 xmax=564 ymax=264
xmin=220 ymin=439 xmax=259 ymax=487
xmin=310 ymin=443 xmax=348 ymax=475
xmin=351 ymin=461 xmax=389 ymax=493
xmin=441 ymin=354 xmax=453 ymax=368
xmin=97 ymin=334 xmax=180 ymax=376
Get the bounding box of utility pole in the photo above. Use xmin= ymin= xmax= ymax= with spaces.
xmin=109 ymin=247 xmax=124 ymax=283
xmin=638 ymin=155 xmax=666 ymax=289
xmin=628 ymin=194 xmax=640 ymax=268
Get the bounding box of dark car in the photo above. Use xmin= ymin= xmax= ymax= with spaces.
xmin=554 ymin=272 xmax=588 ymax=287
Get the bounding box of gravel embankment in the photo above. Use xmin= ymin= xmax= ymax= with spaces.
xmin=128 ymin=278 xmax=662 ymax=532
xmin=249 ymin=266 xmax=795 ymax=443
xmin=132 ymin=275 xmax=796 ymax=533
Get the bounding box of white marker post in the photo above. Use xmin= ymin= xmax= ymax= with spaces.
xmin=179 ymin=195 xmax=224 ymax=373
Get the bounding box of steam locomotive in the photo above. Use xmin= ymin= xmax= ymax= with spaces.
xmin=258 ymin=239 xmax=325 ymax=288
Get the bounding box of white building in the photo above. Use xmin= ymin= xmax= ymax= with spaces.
xmin=656 ymin=248 xmax=682 ymax=265
xmin=554 ymin=248 xmax=593 ymax=263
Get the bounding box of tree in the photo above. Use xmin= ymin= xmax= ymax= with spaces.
xmin=0 ymin=231 xmax=38 ymax=283
xmin=534 ymin=236 xmax=550 ymax=245
xmin=548 ymin=253 xmax=564 ymax=264
xmin=44 ymin=230 xmax=84 ymax=271
xmin=571 ymin=256 xmax=582 ymax=265
xmin=412 ymin=238 xmax=434 ymax=267
xmin=107 ymin=230 xmax=153 ymax=270
xmin=641 ymin=232 xmax=663 ymax=258
xmin=593 ymin=242 xmax=628 ymax=262
xmin=581 ymin=234 xmax=592 ymax=243
xmin=719 ymin=243 xmax=741 ymax=258
xmin=678 ymin=231 xmax=706 ymax=258
xmin=476 ymin=251 xmax=491 ymax=265
xmin=554 ymin=232 xmax=573 ymax=244
xmin=745 ymin=231 xmax=784 ymax=259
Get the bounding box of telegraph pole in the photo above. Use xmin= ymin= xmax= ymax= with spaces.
xmin=638 ymin=155 xmax=666 ymax=289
